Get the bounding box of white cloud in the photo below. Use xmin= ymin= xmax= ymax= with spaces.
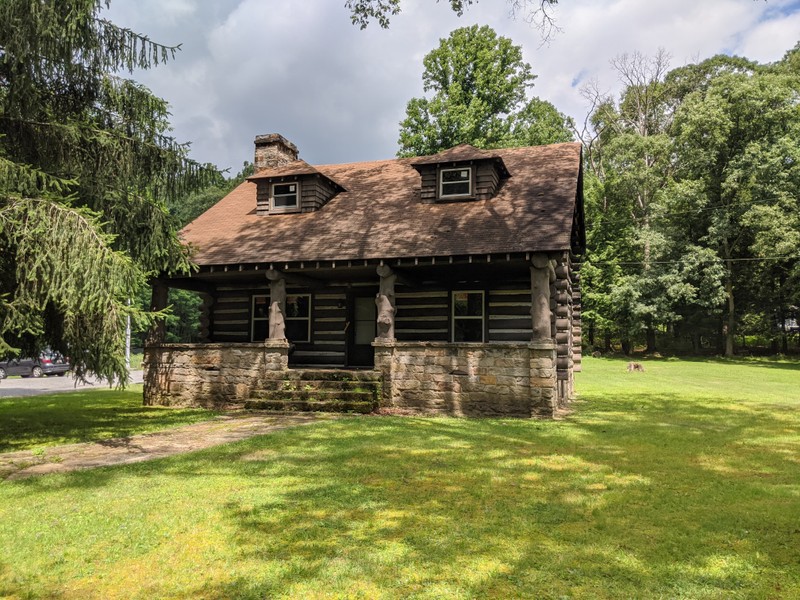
xmin=105 ymin=0 xmax=800 ymax=170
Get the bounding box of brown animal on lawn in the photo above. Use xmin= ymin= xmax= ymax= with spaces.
xmin=627 ymin=362 xmax=645 ymax=372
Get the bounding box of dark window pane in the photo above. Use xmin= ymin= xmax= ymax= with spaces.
xmin=273 ymin=195 xmax=297 ymax=208
xmin=273 ymin=183 xmax=297 ymax=195
xmin=253 ymin=320 xmax=268 ymax=341
xmin=286 ymin=295 xmax=310 ymax=318
xmin=454 ymin=292 xmax=482 ymax=316
xmin=442 ymin=169 xmax=470 ymax=183
xmin=454 ymin=319 xmax=482 ymax=342
xmin=286 ymin=319 xmax=309 ymax=342
xmin=442 ymin=181 xmax=470 ymax=196
xmin=467 ymin=293 xmax=483 ymax=316
xmin=253 ymin=296 xmax=269 ymax=319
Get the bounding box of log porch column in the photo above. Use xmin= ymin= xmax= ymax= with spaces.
xmin=376 ymin=264 xmax=397 ymax=340
xmin=146 ymin=278 xmax=169 ymax=345
xmin=266 ymin=269 xmax=287 ymax=340
xmin=530 ymin=254 xmax=554 ymax=341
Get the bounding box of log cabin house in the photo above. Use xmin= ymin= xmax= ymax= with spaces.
xmin=144 ymin=134 xmax=585 ymax=417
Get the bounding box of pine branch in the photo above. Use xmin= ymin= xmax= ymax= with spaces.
xmin=0 ymin=196 xmax=147 ymax=384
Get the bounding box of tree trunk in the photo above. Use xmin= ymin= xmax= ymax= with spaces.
xmin=603 ymin=331 xmax=612 ymax=352
xmin=146 ymin=279 xmax=169 ymax=346
xmin=724 ymin=267 xmax=735 ymax=357
xmin=645 ymin=325 xmax=656 ymax=353
xmin=621 ymin=338 xmax=632 ymax=355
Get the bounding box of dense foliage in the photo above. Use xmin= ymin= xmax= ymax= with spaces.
xmin=0 ymin=0 xmax=219 ymax=382
xmin=580 ymin=46 xmax=800 ymax=355
xmin=398 ymin=25 xmax=573 ymax=157
xmin=130 ymin=162 xmax=256 ymax=348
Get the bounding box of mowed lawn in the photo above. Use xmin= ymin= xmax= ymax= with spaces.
xmin=0 ymin=358 xmax=798 ymax=599
xmin=0 ymin=385 xmax=217 ymax=453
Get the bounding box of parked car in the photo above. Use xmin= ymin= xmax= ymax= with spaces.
xmin=0 ymin=350 xmax=70 ymax=379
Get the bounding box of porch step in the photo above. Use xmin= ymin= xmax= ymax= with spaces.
xmin=249 ymin=389 xmax=375 ymax=402
xmin=245 ymin=369 xmax=381 ymax=414
xmin=245 ymin=399 xmax=375 ymax=414
xmin=256 ymin=379 xmax=380 ymax=392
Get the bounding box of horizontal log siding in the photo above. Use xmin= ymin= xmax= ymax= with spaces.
xmin=395 ymin=290 xmax=449 ymax=341
xmin=210 ymin=284 xmax=266 ymax=342
xmin=488 ymin=289 xmax=532 ymax=342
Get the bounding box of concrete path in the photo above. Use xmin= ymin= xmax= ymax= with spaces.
xmin=0 ymin=413 xmax=334 ymax=481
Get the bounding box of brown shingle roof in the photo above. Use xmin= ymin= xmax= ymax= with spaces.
xmin=409 ymin=143 xmax=502 ymax=165
xmin=181 ymin=142 xmax=583 ymax=266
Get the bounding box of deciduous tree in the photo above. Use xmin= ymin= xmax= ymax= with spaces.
xmin=397 ymin=25 xmax=572 ymax=157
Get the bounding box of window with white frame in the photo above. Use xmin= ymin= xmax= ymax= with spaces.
xmin=285 ymin=294 xmax=311 ymax=342
xmin=452 ymin=290 xmax=484 ymax=342
xmin=251 ymin=295 xmax=269 ymax=341
xmin=271 ymin=181 xmax=300 ymax=212
xmin=439 ymin=167 xmax=472 ymax=198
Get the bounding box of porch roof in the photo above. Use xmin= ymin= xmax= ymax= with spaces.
xmin=180 ymin=142 xmax=583 ymax=267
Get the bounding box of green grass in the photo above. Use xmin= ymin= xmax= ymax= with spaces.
xmin=0 ymin=357 xmax=798 ymax=599
xmin=0 ymin=385 xmax=217 ymax=453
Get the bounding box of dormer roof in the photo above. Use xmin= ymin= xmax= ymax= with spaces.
xmin=410 ymin=144 xmax=510 ymax=178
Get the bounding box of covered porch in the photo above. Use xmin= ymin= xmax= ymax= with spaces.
xmin=143 ymin=251 xmax=581 ymax=417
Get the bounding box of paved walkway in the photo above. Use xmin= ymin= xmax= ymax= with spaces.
xmin=0 ymin=413 xmax=334 ymax=481
xmin=0 ymin=370 xmax=144 ymax=398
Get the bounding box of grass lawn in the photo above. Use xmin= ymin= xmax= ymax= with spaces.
xmin=0 ymin=385 xmax=217 ymax=453
xmin=0 ymin=357 xmax=798 ymax=599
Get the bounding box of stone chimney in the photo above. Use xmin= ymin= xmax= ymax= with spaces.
xmin=254 ymin=133 xmax=299 ymax=171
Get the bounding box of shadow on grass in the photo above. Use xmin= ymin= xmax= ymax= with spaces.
xmin=144 ymin=404 xmax=796 ymax=598
xmin=0 ymin=388 xmax=215 ymax=453
xmin=3 ymin=388 xmax=798 ymax=598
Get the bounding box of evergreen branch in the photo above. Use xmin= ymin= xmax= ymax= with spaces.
xmin=0 ymin=155 xmax=76 ymax=196
xmin=0 ymin=114 xmax=221 ymax=199
xmin=0 ymin=196 xmax=147 ymax=384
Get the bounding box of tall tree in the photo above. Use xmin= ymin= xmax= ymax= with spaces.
xmin=579 ymin=51 xmax=680 ymax=352
xmin=670 ymin=57 xmax=800 ymax=356
xmin=0 ymin=0 xmax=218 ymax=382
xmin=581 ymin=47 xmax=800 ymax=356
xmin=397 ymin=25 xmax=572 ymax=157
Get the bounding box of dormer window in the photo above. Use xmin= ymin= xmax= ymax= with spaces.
xmin=440 ymin=167 xmax=472 ymax=198
xmin=270 ymin=182 xmax=300 ymax=213
xmin=250 ymin=160 xmax=344 ymax=216
xmin=411 ymin=144 xmax=510 ymax=204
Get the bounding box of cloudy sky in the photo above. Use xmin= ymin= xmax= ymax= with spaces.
xmin=105 ymin=0 xmax=800 ymax=172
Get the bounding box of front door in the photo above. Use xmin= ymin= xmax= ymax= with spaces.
xmin=348 ymin=295 xmax=376 ymax=367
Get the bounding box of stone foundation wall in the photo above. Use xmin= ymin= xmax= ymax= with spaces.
xmin=373 ymin=341 xmax=561 ymax=418
xmin=143 ymin=341 xmax=288 ymax=407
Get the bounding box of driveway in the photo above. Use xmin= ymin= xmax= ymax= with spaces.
xmin=0 ymin=370 xmax=144 ymax=398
